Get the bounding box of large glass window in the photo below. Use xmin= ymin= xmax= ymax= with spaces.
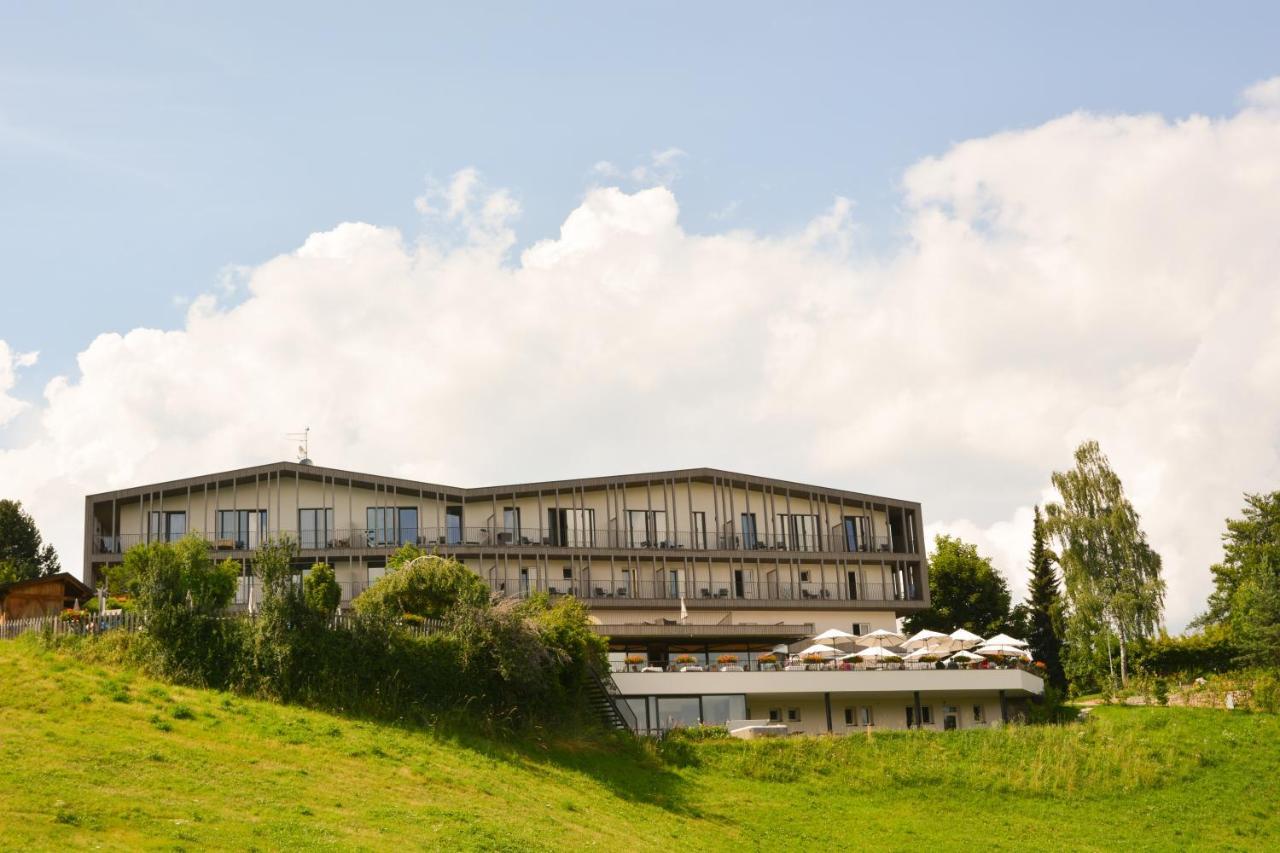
xmin=445 ymin=506 xmax=463 ymax=544
xmin=691 ymin=511 xmax=707 ymax=549
xmin=367 ymin=507 xmax=418 ymax=547
xmin=627 ymin=510 xmax=667 ymax=548
xmin=700 ymin=695 xmax=746 ymax=726
xmin=216 ymin=510 xmax=267 ymax=549
xmin=778 ymin=513 xmax=820 ymax=551
xmin=548 ymin=508 xmax=595 ymax=546
xmin=148 ymin=511 xmax=186 ymax=543
xmin=625 ymin=698 xmax=648 ymax=732
xmin=656 ymin=697 xmax=701 ymax=730
xmin=740 ymin=513 xmax=758 ymax=549
xmin=502 ymin=507 xmax=521 ymax=544
xmin=298 ymin=508 xmax=334 ymax=549
xmin=843 ymin=515 xmax=869 ymax=552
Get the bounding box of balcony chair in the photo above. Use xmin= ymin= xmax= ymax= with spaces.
xmin=700 ymin=588 xmax=712 ymax=598
xmin=616 ymin=587 xmax=629 ymax=597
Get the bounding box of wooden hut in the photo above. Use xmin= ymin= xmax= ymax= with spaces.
xmin=0 ymin=573 xmax=95 ymax=622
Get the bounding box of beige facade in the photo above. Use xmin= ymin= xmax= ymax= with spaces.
xmin=85 ymin=461 xmax=928 ymax=622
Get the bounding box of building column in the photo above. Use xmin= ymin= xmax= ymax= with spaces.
xmin=824 ymin=692 xmax=833 ymax=733
xmin=999 ymin=689 xmax=1008 ymax=723
xmin=913 ymin=690 xmax=923 ymax=730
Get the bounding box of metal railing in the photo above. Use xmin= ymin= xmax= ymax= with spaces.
xmin=93 ymin=527 xmax=912 ymax=556
xmin=223 ymin=575 xmax=921 ymax=607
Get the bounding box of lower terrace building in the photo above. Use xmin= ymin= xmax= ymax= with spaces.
xmin=84 ymin=462 xmax=1041 ymax=732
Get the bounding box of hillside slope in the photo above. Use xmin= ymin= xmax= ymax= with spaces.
xmin=0 ymin=639 xmax=1277 ymax=851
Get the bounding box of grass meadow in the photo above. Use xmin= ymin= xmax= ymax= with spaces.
xmin=1 ymin=637 xmax=1277 ymax=850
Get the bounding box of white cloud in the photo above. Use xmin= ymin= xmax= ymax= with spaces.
xmin=0 ymin=342 xmax=37 ymax=426
xmin=4 ymin=79 xmax=1280 ymax=631
xmin=592 ymin=147 xmax=687 ymax=187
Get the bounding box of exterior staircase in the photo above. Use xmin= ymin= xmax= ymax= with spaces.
xmin=587 ymin=663 xmax=638 ymax=732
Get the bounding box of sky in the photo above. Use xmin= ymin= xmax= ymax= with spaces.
xmin=3 ymin=3 xmax=1280 ymax=630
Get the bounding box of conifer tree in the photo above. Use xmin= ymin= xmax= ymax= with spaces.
xmin=1025 ymin=505 xmax=1066 ymax=689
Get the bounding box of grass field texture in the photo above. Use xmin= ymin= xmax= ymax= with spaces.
xmin=1 ymin=638 xmax=1277 ymax=851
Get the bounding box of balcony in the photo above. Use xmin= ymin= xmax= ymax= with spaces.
xmin=92 ymin=526 xmax=910 ymax=557
xmin=220 ymin=574 xmax=923 ymax=611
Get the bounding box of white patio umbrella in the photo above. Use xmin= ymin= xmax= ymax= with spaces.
xmin=903 ymin=629 xmax=949 ymax=649
xmin=813 ymin=628 xmax=860 ymax=646
xmin=976 ymin=643 xmax=1032 ymax=660
xmin=844 ymin=646 xmax=902 ymax=662
xmin=857 ymin=628 xmax=905 ymax=648
xmin=947 ymin=628 xmax=985 ymax=648
xmin=950 ymin=649 xmax=984 ymax=661
xmin=795 ymin=643 xmax=842 ymax=658
xmin=984 ymin=633 xmax=1029 ymax=648
xmin=902 ymin=647 xmax=950 ymax=662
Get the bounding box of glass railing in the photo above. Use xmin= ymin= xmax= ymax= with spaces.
xmin=92 ymin=526 xmax=914 ymax=556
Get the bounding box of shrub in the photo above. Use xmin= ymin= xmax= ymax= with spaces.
xmin=1153 ymin=678 xmax=1169 ymax=706
xmin=354 ymin=554 xmax=490 ymax=620
xmin=303 ymin=563 xmax=341 ymax=617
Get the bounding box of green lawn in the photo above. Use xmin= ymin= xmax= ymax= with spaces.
xmin=1 ymin=638 xmax=1277 ymax=851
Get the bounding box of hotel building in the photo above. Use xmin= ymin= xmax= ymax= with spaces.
xmin=84 ymin=461 xmax=1041 ymax=733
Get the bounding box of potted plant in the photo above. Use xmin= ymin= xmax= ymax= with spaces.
xmin=758 ymin=653 xmax=778 ymax=671
xmin=802 ymin=653 xmax=825 ymax=669
xmin=717 ymin=654 xmax=741 ymax=671
xmin=625 ymin=654 xmax=646 ymax=672
xmin=675 ymin=654 xmax=698 ymax=669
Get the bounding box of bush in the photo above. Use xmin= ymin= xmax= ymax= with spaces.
xmin=353 ymin=554 xmax=490 ymax=621
xmin=92 ymin=541 xmax=605 ymax=732
xmin=1132 ymin=629 xmax=1240 ymax=679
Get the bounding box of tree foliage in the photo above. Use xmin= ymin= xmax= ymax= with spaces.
xmin=112 ymin=536 xmax=238 ymax=615
xmin=905 ymin=535 xmax=1013 ymax=636
xmin=0 ymin=499 xmax=60 ymax=583
xmin=1193 ymin=491 xmax=1280 ymax=667
xmin=304 ymin=562 xmax=342 ymax=617
xmin=354 ymin=554 xmax=491 ymax=621
xmin=1045 ymin=440 xmax=1165 ymax=688
xmin=1025 ymin=506 xmax=1066 ymax=689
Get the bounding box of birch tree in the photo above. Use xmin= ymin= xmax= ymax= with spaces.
xmin=1045 ymin=440 xmax=1165 ymax=686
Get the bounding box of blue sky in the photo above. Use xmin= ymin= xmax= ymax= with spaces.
xmin=3 ymin=3 xmax=1280 ymax=628
xmin=3 ymin=1 xmax=1279 ymax=390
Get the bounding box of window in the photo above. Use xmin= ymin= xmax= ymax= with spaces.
xmin=860 ymin=706 xmax=874 ymax=726
xmin=768 ymin=708 xmax=781 ymax=722
xmin=972 ymin=705 xmax=984 ymax=723
xmin=548 ymin=508 xmax=595 ymax=546
xmin=843 ymin=707 xmax=855 ymax=726
xmin=906 ymin=705 xmax=934 ymax=727
xmin=740 ymin=513 xmax=758 ymax=549
xmin=445 ymin=506 xmax=463 ymax=544
xmin=851 ymin=622 xmax=869 ymax=636
xmin=842 ymin=515 xmax=869 ymax=552
xmin=562 ymin=567 xmax=573 ymax=580
xmin=665 ymin=568 xmax=682 ymax=598
xmin=216 ymin=510 xmax=267 ymax=549
xmin=691 ymin=511 xmax=707 ymax=549
xmin=298 ymin=508 xmax=334 ymax=549
xmin=367 ymin=507 xmax=418 ymax=547
xmin=701 ymin=695 xmax=746 ymax=726
xmin=787 ymin=707 xmax=801 ymax=722
xmin=148 ymin=511 xmax=186 ymax=543
xmin=778 ymin=513 xmax=820 ymax=551
xmin=799 ymin=570 xmax=811 ymax=582
xmin=627 ymin=510 xmax=667 ymax=547
xmin=656 ymin=697 xmax=701 ymax=730
xmin=503 ymin=506 xmax=520 ymax=539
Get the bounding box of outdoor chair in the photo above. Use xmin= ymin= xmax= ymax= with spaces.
xmin=716 ymin=588 xmax=729 ymax=598
xmin=700 ymin=588 xmax=712 ymax=598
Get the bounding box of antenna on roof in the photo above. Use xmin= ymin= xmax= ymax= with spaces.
xmin=287 ymin=427 xmax=312 ymax=465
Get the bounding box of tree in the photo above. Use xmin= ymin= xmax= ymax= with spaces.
xmin=0 ymin=499 xmax=60 ymax=583
xmin=1045 ymin=440 xmax=1165 ymax=687
xmin=118 ymin=536 xmax=239 ymax=616
xmin=304 ymin=562 xmax=342 ymax=617
xmin=354 ymin=554 xmax=491 ymax=621
xmin=1024 ymin=506 xmax=1066 ymax=689
xmin=904 ymin=535 xmax=1013 ymax=636
xmin=1194 ymin=491 xmax=1280 ymax=666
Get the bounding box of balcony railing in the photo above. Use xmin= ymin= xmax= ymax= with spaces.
xmin=94 ymin=527 xmax=909 ymax=556
xmin=222 ymin=575 xmax=922 ymax=609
